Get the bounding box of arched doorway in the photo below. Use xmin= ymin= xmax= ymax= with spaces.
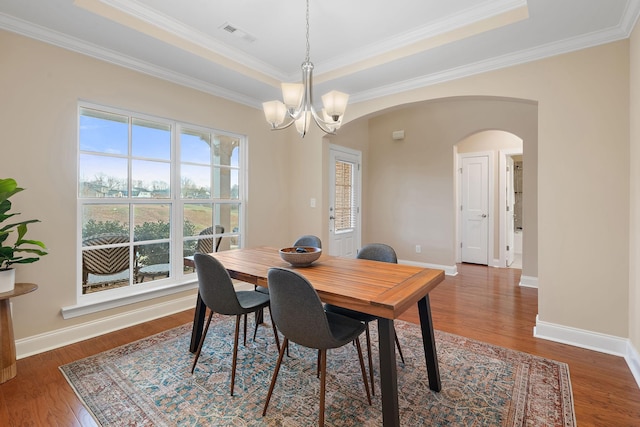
xmin=455 ymin=130 xmax=523 ymax=268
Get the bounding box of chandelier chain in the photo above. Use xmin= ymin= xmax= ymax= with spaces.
xmin=305 ymin=0 xmax=310 ymax=63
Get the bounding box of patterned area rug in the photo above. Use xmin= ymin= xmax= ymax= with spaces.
xmin=60 ymin=314 xmax=575 ymax=426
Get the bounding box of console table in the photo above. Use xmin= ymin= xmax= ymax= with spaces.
xmin=0 ymin=282 xmax=38 ymax=383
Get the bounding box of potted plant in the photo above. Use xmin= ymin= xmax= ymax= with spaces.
xmin=0 ymin=178 xmax=48 ymax=292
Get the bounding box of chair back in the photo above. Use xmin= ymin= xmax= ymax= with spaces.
xmin=357 ymin=243 xmax=397 ymax=264
xmin=194 ymin=253 xmax=243 ymax=315
xmin=267 ymin=267 xmax=337 ymax=349
xmin=196 ymin=225 xmax=224 ymax=254
xmin=293 ymin=235 xmax=322 ymax=248
xmin=82 ymin=233 xmax=130 ymax=276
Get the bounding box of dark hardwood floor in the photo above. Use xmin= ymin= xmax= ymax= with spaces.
xmin=1 ymin=263 xmax=638 ymax=426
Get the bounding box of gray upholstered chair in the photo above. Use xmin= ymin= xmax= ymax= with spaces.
xmin=324 ymin=243 xmax=405 ymax=396
xmin=293 ymin=234 xmax=322 ymax=248
xmin=191 ymin=253 xmax=280 ymax=396
xmin=262 ymin=267 xmax=371 ymax=426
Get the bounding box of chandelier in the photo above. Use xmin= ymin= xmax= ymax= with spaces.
xmin=262 ymin=0 xmax=349 ymax=137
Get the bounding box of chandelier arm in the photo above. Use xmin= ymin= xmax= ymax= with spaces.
xmin=268 ymin=116 xmax=297 ymax=131
xmin=310 ymin=106 xmax=337 ymax=134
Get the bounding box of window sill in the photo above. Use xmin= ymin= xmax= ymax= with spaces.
xmin=61 ymin=280 xmax=198 ymax=319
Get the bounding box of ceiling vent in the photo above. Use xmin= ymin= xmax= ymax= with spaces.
xmin=219 ymin=22 xmax=256 ymax=43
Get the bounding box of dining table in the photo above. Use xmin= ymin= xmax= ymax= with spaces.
xmin=187 ymin=246 xmax=445 ymax=427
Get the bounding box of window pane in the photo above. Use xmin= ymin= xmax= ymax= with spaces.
xmin=335 ymin=160 xmax=354 ymax=231
xmin=82 ymin=205 xmax=129 ymax=242
xmin=132 ymin=119 xmax=171 ymax=160
xmin=82 ymin=244 xmax=132 ymax=294
xmin=212 ymin=167 xmax=239 ymax=199
xmin=181 ymin=164 xmax=211 ymax=198
xmin=183 ymin=204 xmax=213 ymax=236
xmin=219 ymin=203 xmax=240 ymax=251
xmin=79 ymin=108 xmax=128 ymax=155
xmin=136 ymin=242 xmax=170 ymax=283
xmin=216 ymin=203 xmax=240 ymax=251
xmin=133 ymin=205 xmax=171 ymax=241
xmin=132 ymin=160 xmax=170 ymax=198
xmin=181 ymin=130 xmax=211 ymax=164
xmin=79 ymin=154 xmax=128 ymax=198
xmin=213 ymin=135 xmax=240 ymax=167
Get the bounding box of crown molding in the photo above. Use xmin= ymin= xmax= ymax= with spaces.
xmin=350 ymin=23 xmax=631 ymax=104
xmin=0 ymin=12 xmax=262 ymax=109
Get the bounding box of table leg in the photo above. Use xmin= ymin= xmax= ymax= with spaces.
xmin=418 ymin=295 xmax=441 ymax=391
xmin=190 ymin=292 xmax=207 ymax=353
xmin=0 ymin=299 xmax=17 ymax=383
xmin=378 ymin=318 xmax=400 ymax=427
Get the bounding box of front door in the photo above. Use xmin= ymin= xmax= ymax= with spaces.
xmin=461 ymin=155 xmax=489 ymax=264
xmin=328 ymin=145 xmax=361 ymax=257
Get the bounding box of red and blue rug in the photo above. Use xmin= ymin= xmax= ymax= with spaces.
xmin=60 ymin=313 xmax=575 ymax=426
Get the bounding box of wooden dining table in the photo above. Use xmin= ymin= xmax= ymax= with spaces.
xmin=187 ymin=246 xmax=445 ymax=427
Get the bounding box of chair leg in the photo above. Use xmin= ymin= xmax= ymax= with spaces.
xmin=394 ymin=326 xmax=405 ymax=364
xmin=268 ymin=307 xmax=281 ymax=352
xmin=262 ymin=338 xmax=289 ymax=416
xmin=191 ymin=310 xmax=214 ymax=374
xmin=364 ymin=324 xmax=375 ymax=396
xmin=354 ymin=337 xmax=372 ymax=405
xmin=243 ymin=313 xmax=248 ymax=346
xmin=253 ymin=313 xmax=260 ymax=342
xmin=231 ymin=314 xmax=241 ymax=396
xmin=319 ymin=348 xmax=327 ymax=427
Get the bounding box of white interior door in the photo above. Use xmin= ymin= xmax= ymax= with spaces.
xmin=506 ymin=156 xmax=515 ymax=266
xmin=328 ymin=145 xmax=361 ymax=257
xmin=461 ymin=155 xmax=489 ymax=264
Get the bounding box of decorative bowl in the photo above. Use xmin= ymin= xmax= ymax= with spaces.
xmin=279 ymin=246 xmax=322 ymax=267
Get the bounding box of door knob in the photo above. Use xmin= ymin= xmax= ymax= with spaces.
xmin=481 ymin=214 xmax=487 ymax=218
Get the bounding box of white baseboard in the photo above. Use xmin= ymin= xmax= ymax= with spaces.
xmin=626 ymin=340 xmax=640 ymax=389
xmin=519 ymin=275 xmax=538 ymax=288
xmin=16 ymin=295 xmax=197 ymax=359
xmin=534 ymin=315 xmax=640 ymax=389
xmin=399 ymin=259 xmax=458 ymax=276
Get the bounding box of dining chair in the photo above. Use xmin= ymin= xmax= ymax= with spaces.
xmin=191 ymin=253 xmax=280 ymax=396
xmin=263 ymin=267 xmax=371 ymax=426
xmin=293 ymin=234 xmax=322 ymax=248
xmin=324 ymin=243 xmax=405 ymax=396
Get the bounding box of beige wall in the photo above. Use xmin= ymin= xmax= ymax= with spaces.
xmin=630 ymin=21 xmax=640 ymax=356
xmin=0 ymin=30 xmax=292 ymax=338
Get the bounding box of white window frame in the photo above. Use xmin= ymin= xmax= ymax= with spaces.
xmin=62 ymin=102 xmax=247 ymax=318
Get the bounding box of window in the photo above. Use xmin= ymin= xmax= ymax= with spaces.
xmin=78 ymin=104 xmax=244 ymax=297
xmin=334 ymin=160 xmax=355 ymax=231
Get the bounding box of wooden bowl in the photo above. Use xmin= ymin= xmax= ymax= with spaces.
xmin=279 ymin=246 xmax=322 ymax=267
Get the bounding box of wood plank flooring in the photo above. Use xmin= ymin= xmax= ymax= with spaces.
xmin=1 ymin=263 xmax=639 ymax=426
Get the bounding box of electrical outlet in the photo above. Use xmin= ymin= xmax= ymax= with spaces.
xmin=415 ymin=245 xmax=421 ymax=253
xmin=310 ymin=198 xmax=316 ymax=208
